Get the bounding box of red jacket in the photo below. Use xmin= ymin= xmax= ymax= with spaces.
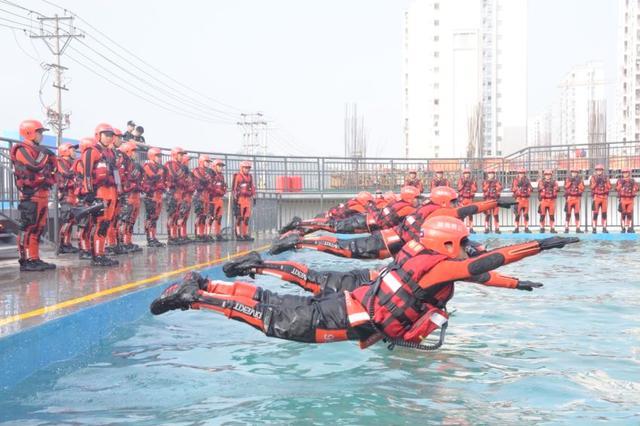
xmin=232 ymin=172 xmax=255 ymax=198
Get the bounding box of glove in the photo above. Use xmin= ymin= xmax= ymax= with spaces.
xmin=538 ymin=236 xmax=579 ymax=250
xmin=516 ymin=280 xmax=543 ymax=291
xmin=84 ymin=192 xmax=96 ymax=204
xmin=498 ymin=198 xmax=517 ymax=209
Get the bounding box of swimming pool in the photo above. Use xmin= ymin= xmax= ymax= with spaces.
xmin=1 ymin=239 xmax=639 ymax=424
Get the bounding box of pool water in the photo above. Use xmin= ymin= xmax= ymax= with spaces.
xmin=2 ymin=240 xmax=640 ymax=424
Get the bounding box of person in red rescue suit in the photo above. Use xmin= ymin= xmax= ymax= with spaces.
xmin=142 ymin=147 xmax=167 ymax=247
xmin=56 ymin=142 xmax=79 ymax=254
xmin=482 ymin=170 xmax=503 ymax=233
xmin=115 ymin=142 xmax=143 ymax=252
xmin=457 ymin=169 xmax=477 ymax=233
xmin=511 ymin=168 xmax=533 ymax=234
xmin=150 ymin=216 xmax=578 ymax=350
xmin=537 ymin=170 xmax=559 ymax=233
xmin=10 ymin=119 xmax=57 ymax=271
xmin=589 ymin=164 xmax=611 ymax=233
xmin=82 ymin=123 xmax=121 ymax=267
xmin=177 ymin=153 xmax=195 ymax=243
xmin=279 ymin=187 xmax=419 ymax=237
xmin=616 ymin=168 xmax=639 ymax=233
xmin=232 ymin=161 xmax=256 ymax=241
xmin=73 ymin=137 xmax=97 ymax=260
xmin=430 ymin=168 xmax=450 ymax=190
xmin=106 ymin=128 xmax=125 ymax=255
xmin=563 ymin=168 xmax=585 ymax=234
xmin=269 ymin=186 xmax=516 ymax=260
xmin=164 ymin=147 xmax=189 ymax=245
xmin=404 ymin=169 xmax=423 ymax=193
xmin=193 ymin=154 xmax=213 ymax=242
xmin=209 ymin=159 xmax=228 ymax=241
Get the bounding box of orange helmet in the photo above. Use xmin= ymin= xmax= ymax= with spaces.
xmin=119 ymin=141 xmax=137 ymax=156
xmin=408 ymin=168 xmax=417 ymax=174
xmin=94 ymin=123 xmax=114 ymax=141
xmin=374 ymin=189 xmax=383 ymax=198
xmin=113 ymin=128 xmax=123 ymax=137
xmin=486 ymin=169 xmax=495 ymax=174
xmin=19 ymin=119 xmax=48 ymax=141
xmin=462 ymin=168 xmax=471 ymax=174
xmin=622 ymin=167 xmax=631 ymax=173
xmin=356 ymin=191 xmax=373 ymax=206
xmin=430 ymin=186 xmax=458 ymax=208
xmin=384 ymin=191 xmax=397 ymax=203
xmin=420 ymin=216 xmax=469 ymax=259
xmin=595 ymin=164 xmax=604 ymax=170
xmin=181 ymin=153 xmax=191 ymax=165
xmin=198 ymin=154 xmax=211 ymax=168
xmin=570 ymin=167 xmax=580 ymax=173
xmin=171 ymin=147 xmax=185 ymax=161
xmin=435 ymin=168 xmax=444 ymax=173
xmin=543 ymin=169 xmax=552 ymax=176
xmin=79 ymin=137 xmax=95 ymax=152
xmin=213 ymin=159 xmax=225 ymax=167
xmin=400 ymin=185 xmax=421 ymax=203
xmin=58 ymin=143 xmax=75 ymax=157
xmin=148 ymin=147 xmax=162 ymax=162
xmin=518 ymin=168 xmax=526 ymax=174
xmin=240 ymin=160 xmax=252 ymax=169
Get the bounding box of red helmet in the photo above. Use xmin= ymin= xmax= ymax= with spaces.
xmin=171 ymin=147 xmax=185 ymax=161
xmin=570 ymin=167 xmax=580 ymax=173
xmin=240 ymin=160 xmax=252 ymax=169
xmin=148 ymin=147 xmax=162 ymax=162
xmin=517 ymin=168 xmax=526 ymax=174
xmin=543 ymin=169 xmax=552 ymax=176
xmin=198 ymin=154 xmax=211 ymax=168
xmin=58 ymin=143 xmax=75 ymax=157
xmin=430 ymin=186 xmax=458 ymax=208
xmin=213 ymin=159 xmax=225 ymax=167
xmin=94 ymin=123 xmax=114 ymax=141
xmin=113 ymin=128 xmax=123 ymax=137
xmin=384 ymin=191 xmax=397 ymax=203
xmin=79 ymin=137 xmax=95 ymax=152
xmin=400 ymin=185 xmax=421 ymax=203
xmin=408 ymin=168 xmax=417 ymax=174
xmin=19 ymin=119 xmax=48 ymax=141
xmin=435 ymin=168 xmax=444 ymax=173
xmin=595 ymin=164 xmax=604 ymax=170
xmin=420 ymin=216 xmax=469 ymax=259
xmin=118 ymin=141 xmax=137 ymax=156
xmin=356 ymin=191 xmax=373 ymax=206
xmin=462 ymin=168 xmax=471 ymax=174
xmin=486 ymin=169 xmax=496 ymax=174
xmin=622 ymin=167 xmax=631 ymax=173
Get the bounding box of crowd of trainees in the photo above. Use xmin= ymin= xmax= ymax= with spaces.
xmin=10 ymin=119 xmax=257 ymax=272
xmin=404 ymin=167 xmax=639 ymax=234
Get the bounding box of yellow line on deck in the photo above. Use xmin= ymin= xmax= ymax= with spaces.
xmin=0 ymin=244 xmax=270 ymax=328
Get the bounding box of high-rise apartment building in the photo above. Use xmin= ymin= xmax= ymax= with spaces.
xmin=616 ymin=0 xmax=640 ymax=141
xmin=402 ymin=0 xmax=527 ymax=158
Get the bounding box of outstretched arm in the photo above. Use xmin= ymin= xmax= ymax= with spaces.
xmin=468 ymin=271 xmax=543 ymax=291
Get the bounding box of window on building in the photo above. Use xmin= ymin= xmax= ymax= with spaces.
xmin=434 ymin=99 xmax=439 ymax=105
xmin=434 ymin=83 xmax=439 ymax=89
xmin=434 ymin=20 xmax=439 ymax=26
xmin=434 ymin=35 xmax=439 ymax=42
xmin=434 ymin=51 xmax=439 ymax=58
xmin=435 ymin=130 xmax=439 ymax=136
xmin=434 ymin=3 xmax=439 ymax=9
xmin=434 ymin=67 xmax=439 ymax=73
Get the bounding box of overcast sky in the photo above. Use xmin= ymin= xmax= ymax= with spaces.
xmin=0 ymin=0 xmax=618 ymax=157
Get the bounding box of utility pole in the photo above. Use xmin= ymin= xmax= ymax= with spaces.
xmin=31 ymin=14 xmax=83 ymax=248
xmin=237 ymin=112 xmax=268 ymax=156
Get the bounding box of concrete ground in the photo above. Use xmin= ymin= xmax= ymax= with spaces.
xmin=0 ymin=236 xmax=273 ymax=337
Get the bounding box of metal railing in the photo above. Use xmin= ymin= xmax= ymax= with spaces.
xmin=2 ymin=136 xmax=639 ymax=242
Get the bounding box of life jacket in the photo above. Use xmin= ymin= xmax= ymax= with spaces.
xmin=457 ymin=177 xmax=476 ymax=198
xmin=376 ymin=200 xmax=415 ymax=229
xmin=10 ymin=141 xmax=56 ymax=194
xmin=538 ymin=179 xmax=557 ymax=199
xmin=143 ymin=161 xmax=166 ymax=193
xmin=483 ymin=179 xmax=501 ymax=200
xmin=117 ymin=154 xmax=134 ymax=194
xmin=210 ymin=170 xmax=227 ymax=197
xmin=618 ymin=178 xmax=638 ymax=198
xmin=350 ymin=240 xmax=449 ymax=339
xmin=233 ymin=172 xmax=254 ymax=197
xmin=393 ymin=203 xmax=440 ymax=244
xmin=591 ymin=175 xmax=610 ymax=196
xmin=431 ymin=178 xmax=449 ymax=188
xmin=404 ymin=178 xmax=423 ymax=191
xmin=180 ymin=166 xmax=196 ymax=194
xmin=164 ymin=160 xmax=187 ymax=191
xmin=374 ymin=197 xmax=387 ymax=209
xmin=193 ymin=166 xmax=211 ymax=193
xmin=565 ymin=176 xmax=583 ymax=197
xmin=85 ymin=143 xmax=117 ymax=190
xmin=127 ymin=162 xmax=143 ymax=193
xmin=512 ymin=177 xmax=532 ymax=198
xmin=56 ymin=156 xmax=75 ymax=194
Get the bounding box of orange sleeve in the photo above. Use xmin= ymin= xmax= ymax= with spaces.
xmin=468 ymin=271 xmax=519 ymax=289
xmin=431 ymin=200 xmax=497 ymax=219
xmin=417 ymin=241 xmax=541 ymax=289
xmin=83 ymin=148 xmax=97 ymax=193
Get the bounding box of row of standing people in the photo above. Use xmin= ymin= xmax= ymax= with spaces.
xmin=10 ymin=119 xmax=256 ymax=272
xmin=406 ymin=167 xmax=639 ymax=234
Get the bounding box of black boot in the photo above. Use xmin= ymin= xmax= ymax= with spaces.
xmin=150 ymin=272 xmax=206 ymax=315
xmin=167 ymin=238 xmax=182 ymax=246
xmin=628 ymin=227 xmax=635 ymax=233
xmin=513 ymin=228 xmax=520 ymax=234
xmin=20 ymin=259 xmax=49 ymax=272
xmin=58 ymin=244 xmax=79 ymax=254
xmin=79 ymin=250 xmax=93 ymax=260
xmin=269 ymin=234 xmax=302 ymax=255
xmin=223 ymin=251 xmax=263 ymax=277
xmin=550 ymin=228 xmax=557 ymax=234
xmin=621 ymin=227 xmax=627 ymax=234
xmin=35 ymin=259 xmax=56 ymax=269
xmin=540 ymin=227 xmax=545 ymax=234
xmin=564 ymin=228 xmax=569 ymax=234
xmin=602 ymin=227 xmax=609 ymax=234
xmin=576 ymin=228 xmax=584 ymax=233
xmin=524 ymin=228 xmax=532 ymax=233
xmin=243 ymin=235 xmax=255 ymax=242
xmin=215 ymin=234 xmax=229 ymax=242
xmin=279 ymin=216 xmax=302 ymax=234
xmin=92 ymin=255 xmax=119 ymax=267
